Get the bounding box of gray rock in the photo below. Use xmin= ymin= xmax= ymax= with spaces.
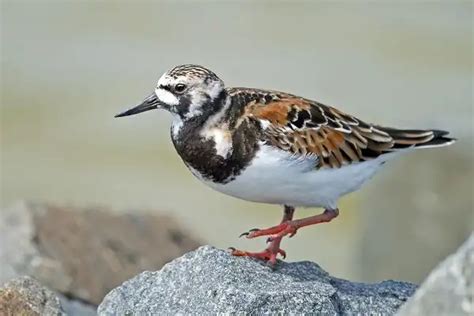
xmin=0 ymin=276 xmax=96 ymax=316
xmin=0 ymin=276 xmax=64 ymax=316
xmin=57 ymin=295 xmax=97 ymax=316
xmin=0 ymin=201 xmax=201 ymax=306
xmin=397 ymin=233 xmax=474 ymax=316
xmin=98 ymin=246 xmax=417 ymax=315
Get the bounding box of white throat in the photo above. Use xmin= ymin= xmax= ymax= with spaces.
xmin=199 ymin=97 xmax=233 ymax=158
xmin=171 ymin=114 xmax=184 ymax=138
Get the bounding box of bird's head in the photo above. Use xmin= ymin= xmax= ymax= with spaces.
xmin=115 ymin=64 xmax=225 ymax=120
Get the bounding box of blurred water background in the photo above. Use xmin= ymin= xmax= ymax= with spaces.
xmin=1 ymin=1 xmax=473 ymax=283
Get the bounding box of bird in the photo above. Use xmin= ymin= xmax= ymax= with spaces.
xmin=115 ymin=64 xmax=455 ymax=266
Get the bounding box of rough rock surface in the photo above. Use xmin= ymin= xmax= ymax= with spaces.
xmin=398 ymin=233 xmax=474 ymax=316
xmin=0 ymin=276 xmax=64 ymax=316
xmin=98 ymin=246 xmax=417 ymax=315
xmin=0 ymin=201 xmax=201 ymax=306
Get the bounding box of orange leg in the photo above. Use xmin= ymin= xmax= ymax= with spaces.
xmin=242 ymin=208 xmax=339 ymax=239
xmin=230 ymin=207 xmax=339 ymax=266
xmin=230 ymin=205 xmax=294 ymax=266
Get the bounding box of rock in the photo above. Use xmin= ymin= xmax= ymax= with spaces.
xmin=397 ymin=233 xmax=474 ymax=316
xmin=0 ymin=276 xmax=96 ymax=316
xmin=98 ymin=246 xmax=417 ymax=315
xmin=0 ymin=276 xmax=64 ymax=316
xmin=56 ymin=294 xmax=97 ymax=316
xmin=0 ymin=201 xmax=201 ymax=306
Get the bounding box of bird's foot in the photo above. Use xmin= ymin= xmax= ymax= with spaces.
xmin=239 ymin=209 xmax=339 ymax=240
xmin=239 ymin=221 xmax=298 ymax=240
xmin=229 ymin=236 xmax=287 ymax=266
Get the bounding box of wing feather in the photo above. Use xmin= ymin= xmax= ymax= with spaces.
xmin=227 ymin=87 xmax=455 ymax=169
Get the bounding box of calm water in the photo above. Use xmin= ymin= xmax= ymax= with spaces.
xmin=1 ymin=1 xmax=472 ymax=282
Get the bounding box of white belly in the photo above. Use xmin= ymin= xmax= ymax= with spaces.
xmin=193 ymin=145 xmax=397 ymax=209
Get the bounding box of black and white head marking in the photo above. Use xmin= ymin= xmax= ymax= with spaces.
xmin=155 ymin=64 xmax=225 ymax=122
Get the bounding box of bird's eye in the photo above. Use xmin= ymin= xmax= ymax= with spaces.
xmin=174 ymin=83 xmax=187 ymax=93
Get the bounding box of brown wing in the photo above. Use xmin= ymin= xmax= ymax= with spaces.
xmin=233 ymin=89 xmax=453 ymax=169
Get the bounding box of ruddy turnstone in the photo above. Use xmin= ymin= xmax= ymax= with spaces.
xmin=116 ymin=64 xmax=455 ymax=265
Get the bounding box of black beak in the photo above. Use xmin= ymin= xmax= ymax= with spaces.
xmin=115 ymin=93 xmax=161 ymax=118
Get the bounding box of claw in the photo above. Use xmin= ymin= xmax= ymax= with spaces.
xmin=278 ymin=249 xmax=287 ymax=259
xmin=266 ymin=237 xmax=274 ymax=243
xmin=228 ymin=247 xmax=249 ymax=257
xmin=240 ymin=228 xmax=260 ymax=238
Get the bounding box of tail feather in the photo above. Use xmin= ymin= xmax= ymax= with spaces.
xmin=376 ymin=126 xmax=456 ymax=150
